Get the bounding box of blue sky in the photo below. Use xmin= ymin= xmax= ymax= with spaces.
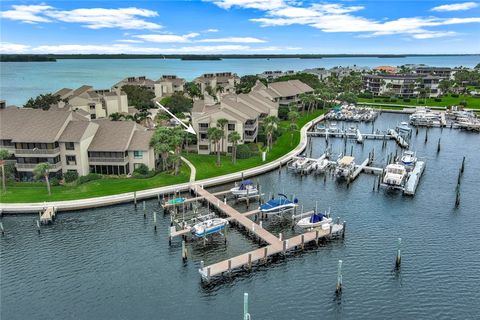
xmin=1 ymin=0 xmax=479 ymax=54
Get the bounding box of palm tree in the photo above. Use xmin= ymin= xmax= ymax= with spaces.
xmin=263 ymin=116 xmax=279 ymax=151
xmin=207 ymin=127 xmax=224 ymax=166
xmin=216 ymin=118 xmax=229 ymax=153
xmin=288 ymin=123 xmax=299 ymax=146
xmin=215 ymin=85 xmax=225 ymax=99
xmin=228 ymin=131 xmax=241 ymax=164
xmin=288 ymin=110 xmax=299 ymax=123
xmin=150 ymin=127 xmax=172 ymax=171
xmin=33 ymin=163 xmax=51 ymax=195
xmin=109 ymin=112 xmax=124 ymax=121
xmin=154 ymin=143 xmax=170 ymax=171
xmin=170 ymin=128 xmax=184 ymax=175
xmin=0 ymin=149 xmax=10 ymax=193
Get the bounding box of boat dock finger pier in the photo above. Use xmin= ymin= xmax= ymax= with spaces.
xmin=188 ymin=186 xmax=344 ymax=282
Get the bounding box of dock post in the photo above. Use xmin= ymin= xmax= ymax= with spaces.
xmin=228 ymin=259 xmax=232 ymax=273
xmin=143 ymin=201 xmax=146 ymax=219
xmin=301 ymin=234 xmax=305 ymax=250
xmin=244 ymin=293 xmax=251 ymax=320
xmin=342 ymin=221 xmax=346 ymax=239
xmin=373 ymin=177 xmax=376 ymax=191
xmin=36 ymin=220 xmax=41 ymax=234
xmin=157 ymin=193 xmax=161 ymax=206
xmin=248 ymin=253 xmax=252 ymax=270
xmin=329 ymin=224 xmax=333 ymax=238
xmin=153 ymin=211 xmax=157 ymax=231
xmin=182 ymin=240 xmax=187 ymax=262
xmin=461 ymin=156 xmax=465 ymax=174
xmin=437 ymin=138 xmax=441 ymax=153
xmin=350 ymin=145 xmax=353 ymax=157
xmin=263 ymin=247 xmax=268 ymax=263
xmin=395 ymin=238 xmax=402 ymax=270
xmin=336 ymin=260 xmax=343 ymax=294
xmin=424 ymin=129 xmax=428 ymax=143
xmin=134 ymin=191 xmax=137 ymax=209
xmin=0 ymin=221 xmax=4 ymax=235
xmin=315 ymin=230 xmax=319 ymax=246
xmin=283 ymin=240 xmax=287 ymax=254
xmin=455 ymin=188 xmax=460 ymax=207
xmin=259 ymin=221 xmax=263 ymax=229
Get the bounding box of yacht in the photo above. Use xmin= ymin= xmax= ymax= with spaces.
xmin=335 ymin=156 xmax=355 ymax=179
xmin=382 ymin=163 xmax=407 ymax=188
xmin=400 ymin=150 xmax=417 ymax=168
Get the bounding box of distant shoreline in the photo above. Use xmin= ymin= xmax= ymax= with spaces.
xmin=1 ymin=53 xmax=479 ymax=62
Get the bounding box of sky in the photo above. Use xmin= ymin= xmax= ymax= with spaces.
xmin=0 ymin=0 xmax=479 ymax=54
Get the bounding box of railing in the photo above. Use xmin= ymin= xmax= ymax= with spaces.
xmin=16 ymin=162 xmax=62 ymax=170
xmin=244 ymin=122 xmax=257 ymax=130
xmin=198 ymin=126 xmax=209 ymax=133
xmin=198 ymin=139 xmax=210 ymax=144
xmin=15 ymin=148 xmax=60 ymax=155
xmin=88 ymin=157 xmax=127 ymax=163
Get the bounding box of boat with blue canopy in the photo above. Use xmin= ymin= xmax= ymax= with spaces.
xmin=296 ymin=212 xmax=332 ymax=229
xmin=230 ymin=180 xmax=258 ymax=196
xmin=259 ymin=194 xmax=298 ymax=215
xmin=191 ymin=218 xmax=229 ymax=237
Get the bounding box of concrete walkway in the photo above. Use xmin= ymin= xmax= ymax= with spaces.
xmin=0 ymin=114 xmax=324 ymax=213
xmin=180 ymin=156 xmax=196 ymax=182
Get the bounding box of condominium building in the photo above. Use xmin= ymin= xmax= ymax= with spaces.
xmin=0 ymin=107 xmax=155 ymax=180
xmin=257 ymin=70 xmax=295 ymax=81
xmin=112 ymin=75 xmax=186 ymax=100
xmin=194 ymin=72 xmax=240 ymax=95
xmin=157 ymin=75 xmax=186 ymax=98
xmin=252 ymin=79 xmax=314 ymax=106
xmin=362 ymin=74 xmax=442 ymax=98
xmin=54 ymin=85 xmax=128 ymax=119
xmin=414 ymin=67 xmax=456 ymax=80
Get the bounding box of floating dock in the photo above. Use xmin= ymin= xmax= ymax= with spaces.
xmin=308 ymin=130 xmax=409 ymax=148
xmin=40 ymin=207 xmax=56 ymax=224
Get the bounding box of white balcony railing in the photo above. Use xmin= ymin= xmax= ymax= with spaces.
xmin=15 ymin=148 xmax=60 ymax=155
xmin=16 ymin=162 xmax=62 ymax=170
xmin=88 ymin=157 xmax=127 ymax=163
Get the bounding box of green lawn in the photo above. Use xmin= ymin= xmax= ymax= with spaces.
xmin=0 ymin=164 xmax=190 ymax=203
xmin=184 ymin=110 xmax=325 ymax=180
xmin=358 ymin=95 xmax=480 ymax=109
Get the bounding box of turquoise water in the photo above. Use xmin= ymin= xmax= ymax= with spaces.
xmin=1 ymin=113 xmax=479 ymax=320
xmin=1 ymin=55 xmax=479 ymax=106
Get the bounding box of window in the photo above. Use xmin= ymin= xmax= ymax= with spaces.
xmin=228 ymin=123 xmax=235 ymax=131
xmin=65 ymin=142 xmax=75 ymax=150
xmin=199 ymin=145 xmax=209 ymax=150
xmin=227 ymin=146 xmax=233 ymax=153
xmin=133 ymin=151 xmax=143 ymax=159
xmin=66 ymin=155 xmax=76 ymax=165
xmin=90 ymin=114 xmax=96 ymax=120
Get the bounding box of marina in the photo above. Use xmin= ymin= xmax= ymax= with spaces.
xmin=1 ymin=112 xmax=479 ymax=319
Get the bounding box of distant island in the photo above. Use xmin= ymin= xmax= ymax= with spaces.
xmin=1 ymin=53 xmax=478 ymax=62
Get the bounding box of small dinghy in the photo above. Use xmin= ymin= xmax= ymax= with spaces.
xmin=296 ymin=213 xmax=332 ymax=229
xmin=230 ymin=180 xmax=258 ymax=196
xmin=259 ymin=194 xmax=297 ymax=215
xmin=167 ymin=198 xmax=186 ymax=205
xmin=191 ymin=218 xmax=229 ymax=237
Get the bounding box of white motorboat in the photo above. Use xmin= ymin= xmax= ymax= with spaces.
xmin=287 ymin=156 xmax=309 ymax=173
xmin=259 ymin=194 xmax=298 ymax=215
xmin=296 ymin=213 xmax=332 ymax=229
xmin=335 ymin=156 xmax=355 ymax=179
xmin=230 ymin=180 xmax=258 ymax=196
xmin=382 ymin=163 xmax=407 ymax=188
xmin=314 ymin=158 xmax=330 ymax=173
xmin=396 ymin=121 xmax=412 ymax=136
xmin=191 ymin=218 xmax=229 ymax=237
xmin=400 ymin=150 xmax=417 ymax=167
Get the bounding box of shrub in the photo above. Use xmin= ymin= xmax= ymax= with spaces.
xmin=434 ymin=98 xmax=442 ymax=102
xmin=132 ymin=170 xmax=155 ymax=179
xmin=133 ymin=164 xmax=149 ymax=175
xmin=236 ymin=144 xmax=253 ymax=159
xmin=278 ymin=106 xmax=289 ymax=120
xmin=64 ymin=171 xmax=79 ymax=183
xmin=50 ymin=177 xmax=60 ymax=186
xmin=418 ymin=101 xmax=424 ymax=104
xmin=450 ymin=93 xmax=459 ymax=98
xmin=403 ymin=98 xmax=411 ymax=102
xmin=459 ymin=100 xmax=467 ymax=107
xmin=78 ymin=173 xmax=102 ymax=185
xmin=390 ymin=99 xmax=397 ymax=103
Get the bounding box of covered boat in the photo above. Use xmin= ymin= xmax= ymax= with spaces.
xmin=400 ymin=150 xmax=417 ymax=167
xmin=335 ymin=156 xmax=355 ymax=179
xmin=259 ymin=194 xmax=297 ymax=214
xmin=230 ymin=180 xmax=258 ymax=196
xmin=191 ymin=218 xmax=228 ymax=237
xmin=297 ymin=213 xmax=332 ymax=229
xmin=382 ymin=163 xmax=407 ymax=188
xmin=167 ymin=198 xmax=186 ymax=205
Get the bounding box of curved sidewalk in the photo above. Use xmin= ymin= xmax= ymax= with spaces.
xmin=0 ymin=114 xmax=324 ymax=213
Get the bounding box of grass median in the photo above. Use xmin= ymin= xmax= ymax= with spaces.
xmin=358 ymin=95 xmax=480 ymax=109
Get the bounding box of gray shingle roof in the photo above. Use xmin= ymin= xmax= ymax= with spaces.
xmin=0 ymin=108 xmax=71 ymax=143
xmin=59 ymin=121 xmax=97 ymax=142
xmin=128 ymin=130 xmax=153 ymax=151
xmin=88 ymin=120 xmax=140 ymax=152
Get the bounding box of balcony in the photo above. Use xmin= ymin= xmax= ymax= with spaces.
xmin=198 ymin=125 xmax=209 ymax=133
xmin=15 ymin=147 xmax=60 ymax=155
xmin=16 ymin=162 xmax=62 ymax=171
xmin=88 ymin=157 xmax=128 ymax=163
xmin=244 ymin=120 xmax=257 ymax=130
xmin=198 ymin=139 xmax=210 ymax=145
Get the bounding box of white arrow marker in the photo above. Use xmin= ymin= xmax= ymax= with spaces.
xmin=155 ymin=101 xmax=196 ymax=135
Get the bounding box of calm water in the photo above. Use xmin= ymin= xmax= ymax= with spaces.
xmin=1 ymin=55 xmax=480 ymax=106
xmin=1 ymin=113 xmax=479 ymax=320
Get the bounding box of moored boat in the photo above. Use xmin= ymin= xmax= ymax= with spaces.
xmin=335 ymin=156 xmax=355 ymax=179
xmin=400 ymin=150 xmax=417 ymax=167
xmin=259 ymin=194 xmax=298 ymax=215
xmin=230 ymin=180 xmax=258 ymax=196
xmin=296 ymin=212 xmax=332 ymax=229
xmin=382 ymin=163 xmax=407 ymax=188
xmin=191 ymin=218 xmax=229 ymax=237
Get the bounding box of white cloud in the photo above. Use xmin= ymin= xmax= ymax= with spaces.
xmin=206 ymin=28 xmax=219 ymax=32
xmin=134 ymin=33 xmax=200 ymax=43
xmin=431 ymin=2 xmax=478 ymax=12
xmin=0 ymin=4 xmax=162 ymax=29
xmin=211 ymin=0 xmax=480 ymax=39
xmin=0 ymin=5 xmax=53 ymax=23
xmin=197 ymin=37 xmax=266 ymax=43
xmin=116 ymin=39 xmax=144 ymax=43
xmin=0 ymin=42 xmax=31 ymax=53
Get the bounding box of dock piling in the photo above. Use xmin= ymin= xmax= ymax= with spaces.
xmin=461 ymin=156 xmax=465 ymax=174
xmin=395 ymin=238 xmax=402 ymax=270
xmin=342 ymin=221 xmax=346 ymax=238
xmin=0 ymin=221 xmax=4 ymax=235
xmin=437 ymin=138 xmax=441 ymax=153
xmin=134 ymin=191 xmax=137 ymax=209
xmin=248 ymin=253 xmax=252 ymax=270
xmin=182 ymin=240 xmax=187 ymax=262
xmin=143 ymin=201 xmax=146 ymax=218
xmin=336 ymin=260 xmax=343 ymax=294
xmin=36 ymin=220 xmax=40 ymax=234
xmin=153 ymin=211 xmax=157 ymax=231
xmin=244 ymin=293 xmax=251 ymax=320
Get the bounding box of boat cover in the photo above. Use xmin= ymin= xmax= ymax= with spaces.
xmin=239 ymin=180 xmax=253 ymax=190
xmin=260 ymin=198 xmax=293 ymax=210
xmin=309 ymin=214 xmax=325 ymax=223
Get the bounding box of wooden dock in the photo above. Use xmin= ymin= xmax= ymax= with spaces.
xmin=188 ymin=186 xmax=345 ymax=281
xmin=162 ymin=190 xmax=232 ymax=209
xmin=40 ymin=207 xmax=55 ymax=224
xmin=351 ymin=157 xmax=372 ymax=181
